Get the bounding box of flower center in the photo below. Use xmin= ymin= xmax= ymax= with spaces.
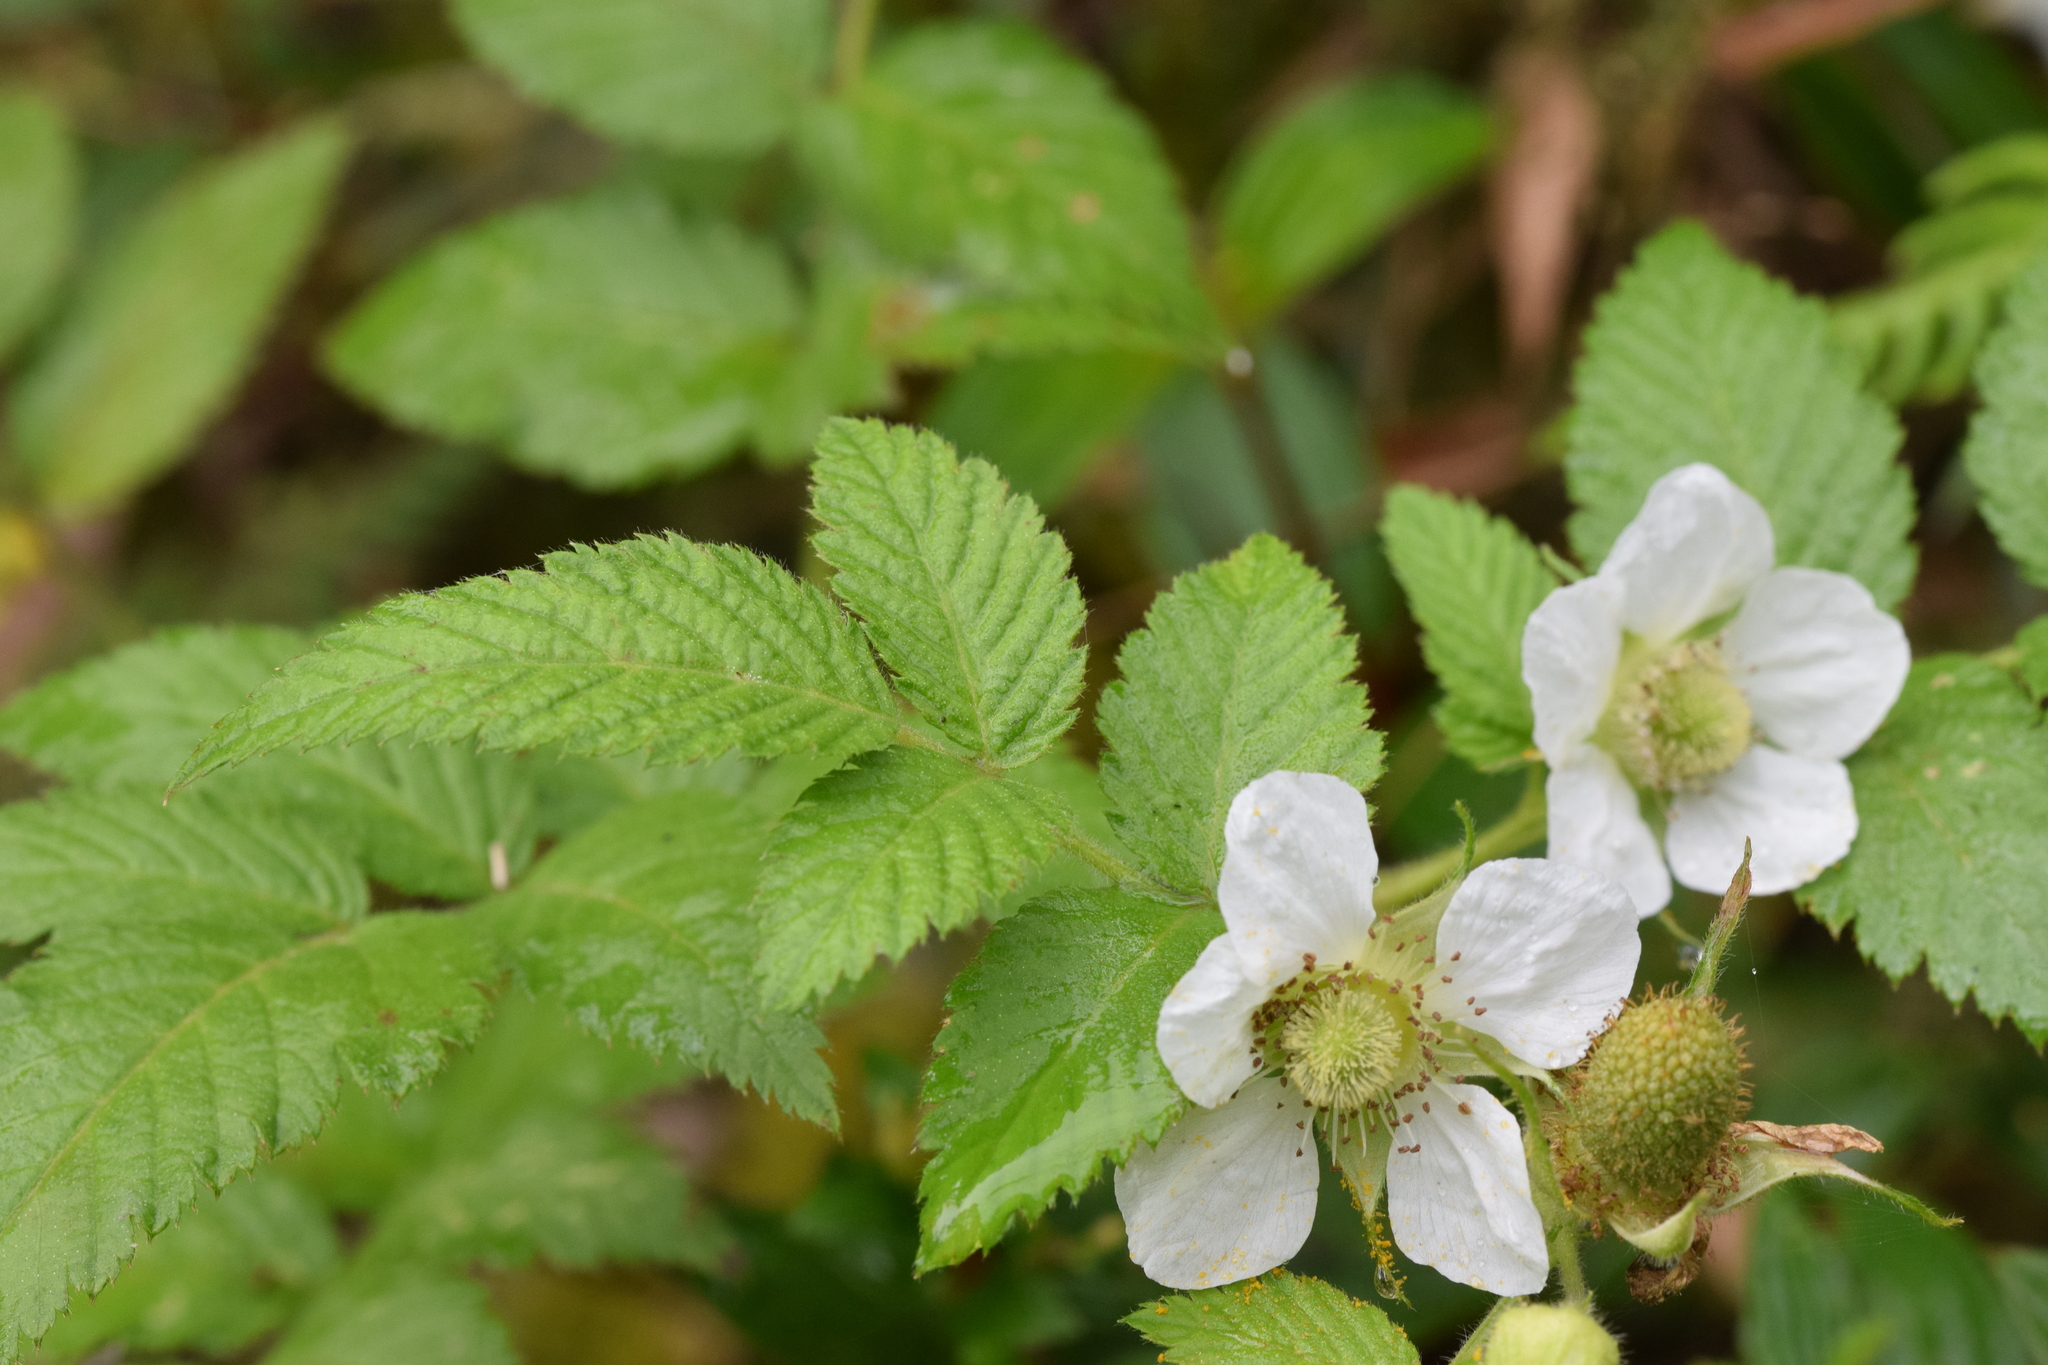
xmin=1279 ymin=983 xmax=1410 ymax=1113
xmin=1595 ymin=637 xmax=1752 ymax=791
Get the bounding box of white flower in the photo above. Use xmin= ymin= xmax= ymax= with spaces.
xmin=1523 ymin=464 xmax=1909 ymax=916
xmin=1113 ymin=771 xmax=1640 ymax=1295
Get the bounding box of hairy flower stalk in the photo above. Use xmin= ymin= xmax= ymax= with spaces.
xmin=1115 ymin=772 xmax=1642 ymax=1295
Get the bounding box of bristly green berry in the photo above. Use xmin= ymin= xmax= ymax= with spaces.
xmin=1482 ymin=1303 xmax=1621 ymax=1365
xmin=1558 ymin=991 xmax=1748 ymax=1213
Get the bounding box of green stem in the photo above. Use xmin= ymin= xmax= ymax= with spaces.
xmin=1217 ymin=362 xmax=1326 ymax=567
xmin=1484 ymin=1050 xmax=1589 ymax=1305
xmin=1446 ymin=1296 xmax=1514 ymax=1365
xmin=1371 ymin=772 xmax=1546 ymax=912
xmin=1656 ymin=908 xmax=1702 ymax=949
xmin=832 ymin=0 xmax=880 ymax=93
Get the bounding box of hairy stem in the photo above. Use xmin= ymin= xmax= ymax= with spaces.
xmin=1483 ymin=1047 xmax=1589 ymax=1304
xmin=1446 ymin=1296 xmax=1513 ymax=1365
xmin=1371 ymin=771 xmax=1546 ymax=911
xmin=832 ymin=0 xmax=880 ymax=93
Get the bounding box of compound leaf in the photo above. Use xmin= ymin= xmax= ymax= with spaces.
xmin=1213 ymin=75 xmax=1489 ymax=328
xmin=175 ymin=535 xmax=897 ymax=787
xmin=1097 ymin=534 xmax=1382 ymax=895
xmin=812 ymin=419 xmax=1084 ymax=767
xmin=1566 ymin=221 xmax=1917 ymax=609
xmin=0 ymin=791 xmax=492 ymax=1357
xmin=1380 ymin=485 xmax=1552 ymax=769
xmin=916 ymin=889 xmax=1218 ymax=1271
xmin=753 ymin=745 xmax=1069 ymax=1009
xmin=1962 ymin=254 xmax=2048 ymax=587
xmin=451 ymin=0 xmax=830 ymax=157
xmin=485 ymin=790 xmax=836 ymax=1127
xmin=9 ymin=117 xmax=348 ymax=518
xmin=0 ymin=89 xmax=77 ymax=363
xmin=1128 ymin=1270 xmax=1420 ymax=1365
xmin=326 ymin=188 xmax=801 ymax=490
xmin=803 ymin=19 xmax=1224 ymax=363
xmin=1801 ymin=656 xmax=2048 ymax=1043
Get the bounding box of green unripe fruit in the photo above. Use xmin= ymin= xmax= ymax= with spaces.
xmin=1565 ymin=993 xmax=1746 ymax=1207
xmin=1482 ymin=1304 xmax=1621 ymax=1365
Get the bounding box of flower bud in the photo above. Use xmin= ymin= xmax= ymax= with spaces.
xmin=1481 ymin=1303 xmax=1620 ymax=1365
xmin=1553 ymin=991 xmax=1748 ymax=1223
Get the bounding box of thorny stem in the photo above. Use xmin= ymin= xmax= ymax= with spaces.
xmin=1371 ymin=771 xmax=1546 ymax=911
xmin=1217 ymin=360 xmax=1327 ymax=567
xmin=832 ymin=0 xmax=880 ymax=93
xmin=1483 ymin=1047 xmax=1589 ymax=1305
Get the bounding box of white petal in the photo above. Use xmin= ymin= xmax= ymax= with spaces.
xmin=1522 ymin=576 xmax=1624 ymax=758
xmin=1218 ymin=772 xmax=1378 ymax=990
xmin=1114 ymin=1075 xmax=1320 ymax=1289
xmin=1385 ymin=1083 xmax=1548 ymax=1295
xmin=1157 ymin=934 xmax=1268 ymax=1108
xmin=1600 ymin=464 xmax=1775 ymax=644
xmin=1725 ymin=567 xmax=1910 ymax=761
xmin=1545 ymin=750 xmax=1671 ymax=916
xmin=1435 ymin=859 xmax=1641 ymax=1070
xmin=1666 ymin=746 xmax=1856 ymax=896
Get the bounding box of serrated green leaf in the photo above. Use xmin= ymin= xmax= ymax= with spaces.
xmin=1097 ymin=534 xmax=1383 ymax=895
xmin=1566 ymin=221 xmax=1917 ymax=609
xmin=1212 ymin=75 xmax=1489 ymax=328
xmin=1380 ymin=484 xmax=1551 ymax=770
xmin=1963 ymin=255 xmax=2048 ymax=587
xmin=325 ymin=187 xmax=800 ymax=490
xmin=915 ymin=889 xmax=1217 ymax=1271
xmin=0 ymin=791 xmax=492 ymax=1357
xmin=753 ymin=745 xmax=1070 ymax=1008
xmin=451 ymin=0 xmax=829 ymax=157
xmin=485 ymin=789 xmax=836 ymax=1127
xmin=8 ymin=117 xmax=348 ymax=518
xmin=264 ymin=1272 xmax=515 ymax=1365
xmin=0 ymin=89 xmax=76 ymax=363
xmin=1801 ymin=657 xmax=2048 ymax=1043
xmin=802 ymin=19 xmax=1225 ymax=363
xmin=175 ymin=534 xmax=897 ymax=787
xmin=1128 ymin=1270 xmax=1420 ymax=1365
xmin=36 ymin=1176 xmax=339 ymax=1362
xmin=812 ymin=419 xmax=1084 ymax=766
xmin=927 ymin=350 xmax=1175 ymax=507
xmin=0 ymin=626 xmax=545 ymax=900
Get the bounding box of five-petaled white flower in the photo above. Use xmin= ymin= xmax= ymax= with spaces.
xmin=1522 ymin=464 xmax=1910 ymax=915
xmin=1114 ymin=771 xmax=1640 ymax=1295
